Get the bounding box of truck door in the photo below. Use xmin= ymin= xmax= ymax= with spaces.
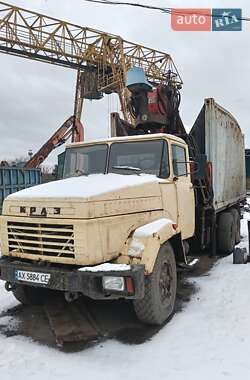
xmin=171 ymin=143 xmax=195 ymax=239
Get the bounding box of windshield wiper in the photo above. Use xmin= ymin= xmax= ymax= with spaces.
xmin=112 ymin=165 xmax=141 ymax=172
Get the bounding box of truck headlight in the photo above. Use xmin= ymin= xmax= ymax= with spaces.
xmin=102 ymin=276 xmax=125 ymax=292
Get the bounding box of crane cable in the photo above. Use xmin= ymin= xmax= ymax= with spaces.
xmin=82 ymin=0 xmax=250 ymax=22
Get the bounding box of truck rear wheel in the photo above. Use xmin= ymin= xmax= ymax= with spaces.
xmin=230 ymin=208 xmax=241 ymax=244
xmin=217 ymin=212 xmax=235 ymax=255
xmin=133 ymin=242 xmax=177 ymax=325
xmin=12 ymin=284 xmax=46 ymax=305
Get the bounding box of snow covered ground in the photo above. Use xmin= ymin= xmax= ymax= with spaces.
xmin=1 ymin=214 xmax=250 ymax=380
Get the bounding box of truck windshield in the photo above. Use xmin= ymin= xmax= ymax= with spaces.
xmin=108 ymin=140 xmax=169 ymax=177
xmin=63 ymin=144 xmax=108 ymax=178
xmin=63 ymin=140 xmax=169 ymax=178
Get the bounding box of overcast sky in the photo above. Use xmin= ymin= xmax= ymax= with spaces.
xmin=0 ymin=0 xmax=249 ymax=164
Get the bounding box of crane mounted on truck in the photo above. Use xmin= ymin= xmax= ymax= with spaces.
xmin=0 ymin=3 xmax=246 ymax=327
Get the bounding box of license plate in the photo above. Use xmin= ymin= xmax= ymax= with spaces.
xmin=15 ymin=270 xmax=51 ymax=285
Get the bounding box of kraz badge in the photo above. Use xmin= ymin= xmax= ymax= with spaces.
xmin=20 ymin=206 xmax=61 ymax=217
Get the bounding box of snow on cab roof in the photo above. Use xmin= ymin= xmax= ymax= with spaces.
xmin=66 ymin=133 xmax=186 ymax=149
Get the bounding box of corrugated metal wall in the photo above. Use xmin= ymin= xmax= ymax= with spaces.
xmin=0 ymin=167 xmax=41 ymax=213
xmin=191 ymin=98 xmax=246 ymax=210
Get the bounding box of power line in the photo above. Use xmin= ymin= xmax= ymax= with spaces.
xmin=82 ymin=0 xmax=250 ymax=22
xmin=83 ymin=0 xmax=172 ymax=13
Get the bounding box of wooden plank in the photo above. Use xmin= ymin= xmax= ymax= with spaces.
xmin=44 ymin=295 xmax=99 ymax=347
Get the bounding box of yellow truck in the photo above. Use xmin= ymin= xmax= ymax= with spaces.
xmin=0 ymin=98 xmax=246 ymax=325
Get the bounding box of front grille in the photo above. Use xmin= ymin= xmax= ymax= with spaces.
xmin=7 ymin=221 xmax=75 ymax=259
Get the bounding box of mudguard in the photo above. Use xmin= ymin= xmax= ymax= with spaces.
xmin=126 ymin=218 xmax=178 ymax=274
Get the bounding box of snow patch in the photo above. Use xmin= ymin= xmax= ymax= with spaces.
xmin=0 ymin=316 xmax=19 ymax=332
xmin=78 ymin=263 xmax=131 ymax=272
xmin=128 ymin=238 xmax=145 ymax=257
xmin=134 ymin=218 xmax=174 ymax=237
xmin=6 ymin=173 xmax=160 ymax=200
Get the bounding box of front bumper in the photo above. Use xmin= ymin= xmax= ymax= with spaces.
xmin=0 ymin=257 xmax=145 ymax=300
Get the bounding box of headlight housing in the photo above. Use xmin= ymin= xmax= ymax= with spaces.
xmin=102 ymin=276 xmax=125 ymax=292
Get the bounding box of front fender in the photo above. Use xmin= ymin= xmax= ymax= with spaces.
xmin=126 ymin=218 xmax=178 ymax=274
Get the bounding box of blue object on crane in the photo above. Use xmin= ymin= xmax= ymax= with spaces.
xmin=126 ymin=67 xmax=152 ymax=92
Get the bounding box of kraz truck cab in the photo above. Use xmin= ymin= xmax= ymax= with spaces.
xmin=0 ymin=133 xmax=195 ymax=325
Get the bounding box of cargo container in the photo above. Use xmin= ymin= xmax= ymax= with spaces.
xmin=191 ymin=98 xmax=246 ymax=211
xmin=0 ymin=166 xmax=41 ymax=213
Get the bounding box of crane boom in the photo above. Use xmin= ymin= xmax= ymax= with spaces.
xmin=0 ymin=1 xmax=182 ymax=95
xmin=0 ymin=2 xmax=182 ymax=161
xmin=24 ymin=116 xmax=84 ymax=168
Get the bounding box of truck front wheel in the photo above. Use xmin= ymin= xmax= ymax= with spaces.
xmin=12 ymin=284 xmax=46 ymax=305
xmin=133 ymin=242 xmax=177 ymax=325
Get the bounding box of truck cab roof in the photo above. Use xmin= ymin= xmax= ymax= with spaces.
xmin=66 ymin=133 xmax=186 ymax=149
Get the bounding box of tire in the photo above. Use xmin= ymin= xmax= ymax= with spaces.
xmin=231 ymin=208 xmax=241 ymax=244
xmin=133 ymin=242 xmax=177 ymax=325
xmin=217 ymin=211 xmax=235 ymax=255
xmin=12 ymin=284 xmax=46 ymax=305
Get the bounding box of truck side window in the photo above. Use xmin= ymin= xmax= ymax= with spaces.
xmin=172 ymin=145 xmax=187 ymax=176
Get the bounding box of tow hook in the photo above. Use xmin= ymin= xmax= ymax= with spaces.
xmin=5 ymin=282 xmax=15 ymax=292
xmin=64 ymin=291 xmax=79 ymax=303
